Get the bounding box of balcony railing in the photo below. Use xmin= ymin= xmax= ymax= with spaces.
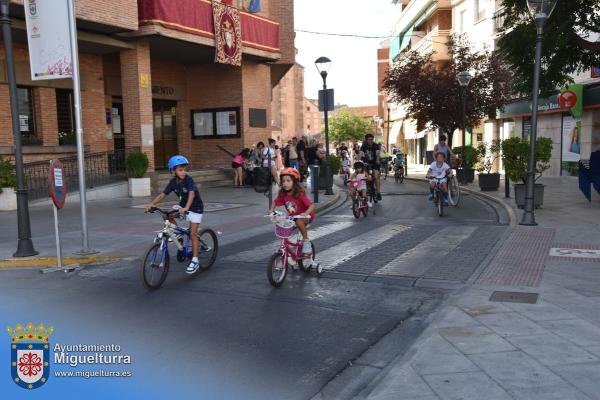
xmin=23 ymin=150 xmax=128 ymax=200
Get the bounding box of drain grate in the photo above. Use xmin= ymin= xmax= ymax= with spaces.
xmin=489 ymin=291 xmax=539 ymax=304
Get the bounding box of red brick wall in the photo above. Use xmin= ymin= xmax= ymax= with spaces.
xmin=80 ymin=53 xmax=111 ymax=152
xmin=34 ymin=87 xmax=58 ymax=147
xmin=242 ymin=62 xmax=272 ymax=147
xmin=11 ymin=0 xmax=138 ymax=31
xmin=377 ymin=47 xmax=390 ymax=123
xmin=0 ymin=85 xmax=12 ymax=147
xmin=268 ymin=0 xmax=295 ymax=65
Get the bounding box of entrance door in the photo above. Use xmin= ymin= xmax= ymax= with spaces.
xmin=111 ymin=101 xmax=125 ymax=151
xmin=153 ymin=101 xmax=178 ymax=169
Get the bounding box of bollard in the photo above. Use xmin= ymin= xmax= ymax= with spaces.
xmin=504 ymin=174 xmax=510 ymax=198
xmin=312 ymin=164 xmax=319 ymax=204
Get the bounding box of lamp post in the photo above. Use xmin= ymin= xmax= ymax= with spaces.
xmin=456 ymin=71 xmax=473 ymax=148
xmin=521 ymin=0 xmax=558 ymax=226
xmin=315 ymin=56 xmax=334 ymax=195
xmin=0 ymin=0 xmax=38 ymax=257
xmin=386 ymin=100 xmax=393 ymax=149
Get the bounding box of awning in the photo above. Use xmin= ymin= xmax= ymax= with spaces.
xmin=389 ymin=121 xmax=402 ymax=145
xmin=403 ymin=119 xmax=418 ymax=139
xmin=398 ymin=25 xmax=414 ymax=53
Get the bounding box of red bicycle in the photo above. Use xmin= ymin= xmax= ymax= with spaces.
xmin=349 ymin=179 xmax=369 ymax=218
xmin=265 ymin=211 xmax=323 ymax=287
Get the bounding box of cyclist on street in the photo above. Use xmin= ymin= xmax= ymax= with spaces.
xmin=350 ymin=160 xmax=371 ymax=206
xmin=145 ymin=155 xmax=204 ymax=274
xmin=360 ymin=133 xmax=382 ymax=200
xmin=433 ymin=135 xmax=453 ymax=164
xmin=268 ymin=168 xmax=315 ymax=256
xmin=427 ymin=152 xmax=452 ymax=205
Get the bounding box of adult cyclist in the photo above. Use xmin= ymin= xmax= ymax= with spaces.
xmin=360 ymin=133 xmax=382 ymax=201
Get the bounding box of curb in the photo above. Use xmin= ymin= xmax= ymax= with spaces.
xmin=404 ymin=176 xmax=517 ymax=226
xmin=314 ymin=186 xmax=342 ymax=214
xmin=0 ymin=255 xmax=126 ymax=269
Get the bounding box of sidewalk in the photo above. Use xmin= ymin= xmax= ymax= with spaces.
xmin=0 ymin=183 xmax=340 ymax=267
xmin=362 ymin=170 xmax=600 ymax=399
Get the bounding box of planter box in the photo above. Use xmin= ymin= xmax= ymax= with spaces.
xmin=457 ymin=168 xmax=475 ymax=184
xmin=128 ymin=177 xmax=151 ymax=197
xmin=514 ymin=184 xmax=545 ymax=209
xmin=0 ymin=187 xmax=17 ymax=211
xmin=478 ymin=173 xmax=501 ymax=191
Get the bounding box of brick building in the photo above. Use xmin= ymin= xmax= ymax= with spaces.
xmin=271 ymin=63 xmax=305 ymax=142
xmin=0 ymin=0 xmax=295 ymax=171
xmin=303 ymin=98 xmax=322 ymax=138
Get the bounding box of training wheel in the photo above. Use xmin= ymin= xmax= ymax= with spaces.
xmin=316 ymin=263 xmax=324 ymax=276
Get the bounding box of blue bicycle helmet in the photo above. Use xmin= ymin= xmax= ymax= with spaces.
xmin=168 ymin=155 xmax=189 ymax=171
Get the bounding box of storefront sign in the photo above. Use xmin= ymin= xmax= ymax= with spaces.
xmin=561 ymin=85 xmax=584 ymax=119
xmin=24 ymin=0 xmax=73 ymax=80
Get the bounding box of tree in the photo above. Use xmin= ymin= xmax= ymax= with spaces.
xmin=383 ymin=35 xmax=512 ymax=148
xmin=498 ymin=0 xmax=600 ymax=94
xmin=328 ymin=110 xmax=372 ymax=144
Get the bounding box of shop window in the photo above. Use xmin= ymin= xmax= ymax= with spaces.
xmin=191 ymin=107 xmax=240 ymax=138
xmin=17 ymin=87 xmax=39 ymax=145
xmin=56 ymin=89 xmax=76 ymax=145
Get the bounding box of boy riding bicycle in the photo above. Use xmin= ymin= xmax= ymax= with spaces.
xmin=268 ymin=168 xmax=315 ymax=255
xmin=427 ymin=152 xmax=452 ymax=205
xmin=145 ymin=155 xmax=204 ymax=274
xmin=393 ymin=151 xmax=404 ymax=173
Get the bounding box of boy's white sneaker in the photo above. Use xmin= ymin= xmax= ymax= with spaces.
xmin=186 ymin=260 xmax=200 ymax=274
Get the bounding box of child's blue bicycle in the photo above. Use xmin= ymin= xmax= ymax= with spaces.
xmin=142 ymin=206 xmax=218 ymax=289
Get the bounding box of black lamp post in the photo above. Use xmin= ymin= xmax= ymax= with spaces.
xmin=386 ymin=100 xmax=393 ymax=149
xmin=520 ymin=0 xmax=558 ymax=225
xmin=456 ymin=71 xmax=473 ymax=148
xmin=315 ymin=56 xmax=334 ymax=195
xmin=1 ymin=0 xmax=37 ymax=257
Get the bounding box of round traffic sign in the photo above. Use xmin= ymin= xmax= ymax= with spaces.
xmin=48 ymin=160 xmax=67 ymax=209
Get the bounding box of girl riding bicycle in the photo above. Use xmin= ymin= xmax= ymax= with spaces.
xmin=268 ymin=168 xmax=315 ymax=255
xmin=350 ymin=160 xmax=371 ymax=205
xmin=145 ymin=155 xmax=204 ymax=274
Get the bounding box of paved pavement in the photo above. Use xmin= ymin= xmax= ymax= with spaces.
xmin=351 ymin=165 xmax=600 ymax=400
xmin=0 ymin=177 xmax=509 ymax=399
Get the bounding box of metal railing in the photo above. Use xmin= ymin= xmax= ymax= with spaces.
xmin=23 ymin=149 xmax=128 ymax=200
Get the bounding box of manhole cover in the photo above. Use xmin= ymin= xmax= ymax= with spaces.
xmin=489 ymin=291 xmax=539 ymax=304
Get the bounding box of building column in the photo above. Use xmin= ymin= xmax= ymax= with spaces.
xmin=0 ymin=85 xmax=14 ymax=147
xmin=33 ymin=87 xmax=58 ymax=147
xmin=120 ymin=43 xmax=154 ymax=171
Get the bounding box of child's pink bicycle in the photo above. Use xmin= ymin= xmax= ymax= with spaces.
xmin=265 ymin=211 xmax=323 ymax=287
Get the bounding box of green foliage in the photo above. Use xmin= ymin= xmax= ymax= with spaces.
xmin=498 ymin=0 xmax=600 ymax=94
xmin=452 ymin=146 xmax=481 ymax=170
xmin=0 ymin=156 xmax=17 ymax=192
xmin=329 ymin=111 xmax=371 ymax=144
xmin=126 ymin=151 xmax=149 ymax=178
xmin=501 ymin=137 xmax=553 ymax=184
xmin=476 ymin=140 xmax=502 ymax=174
xmin=320 ymin=155 xmax=341 ymax=176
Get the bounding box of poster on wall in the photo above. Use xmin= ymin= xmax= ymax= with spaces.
xmin=23 ymin=0 xmax=73 ymax=80
xmin=562 ymin=114 xmax=581 ymax=163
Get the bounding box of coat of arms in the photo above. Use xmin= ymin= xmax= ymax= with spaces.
xmin=8 ymin=323 xmax=53 ymax=390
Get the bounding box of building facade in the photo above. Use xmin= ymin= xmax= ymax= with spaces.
xmin=271 ymin=63 xmax=305 ymax=142
xmin=0 ymin=0 xmax=295 ymax=171
xmin=303 ymin=98 xmax=322 ymax=138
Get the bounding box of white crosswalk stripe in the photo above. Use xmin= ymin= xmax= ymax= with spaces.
xmin=319 ymin=224 xmax=410 ymax=270
xmin=374 ymin=226 xmax=477 ymax=276
xmin=222 ymin=221 xmax=355 ymax=262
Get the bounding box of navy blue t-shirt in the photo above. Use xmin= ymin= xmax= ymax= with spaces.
xmin=163 ymin=175 xmax=204 ymax=214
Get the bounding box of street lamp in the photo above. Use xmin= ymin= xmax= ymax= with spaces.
xmin=456 ymin=71 xmax=473 ymax=148
xmin=315 ymin=56 xmax=334 ymax=195
xmin=386 ymin=100 xmax=393 ymax=150
xmin=0 ymin=0 xmax=37 ymax=257
xmin=521 ymin=0 xmax=558 ymax=226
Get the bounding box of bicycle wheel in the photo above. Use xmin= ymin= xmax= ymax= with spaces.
xmin=437 ymin=192 xmax=444 ymax=217
xmin=141 ymin=243 xmax=169 ymax=290
xmin=362 ymin=199 xmax=369 ymax=216
xmin=448 ymin=175 xmax=460 ymax=206
xmin=299 ymin=242 xmax=316 ymax=272
xmin=267 ymin=252 xmax=287 ymax=287
xmin=352 ymin=197 xmax=361 ymax=219
xmin=197 ymin=229 xmax=218 ymax=270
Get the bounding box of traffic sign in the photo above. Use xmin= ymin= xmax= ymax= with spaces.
xmin=48 ymin=160 xmax=67 ymax=209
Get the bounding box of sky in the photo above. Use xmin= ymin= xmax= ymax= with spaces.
xmin=294 ymin=0 xmax=400 ymax=107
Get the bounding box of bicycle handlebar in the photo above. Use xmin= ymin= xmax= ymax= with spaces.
xmin=146 ymin=206 xmax=188 ymax=215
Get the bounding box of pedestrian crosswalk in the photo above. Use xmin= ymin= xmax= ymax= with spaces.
xmin=221 ymin=219 xmax=504 ymax=282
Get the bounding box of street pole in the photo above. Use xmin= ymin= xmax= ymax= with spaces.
xmin=521 ymin=18 xmax=545 ymax=226
xmin=461 ymin=87 xmax=467 ymax=148
xmin=67 ymin=0 xmax=96 ymax=253
xmin=322 ymin=75 xmax=334 ymax=196
xmin=387 ymin=106 xmax=391 ymax=149
xmin=0 ymin=0 xmax=38 ymax=257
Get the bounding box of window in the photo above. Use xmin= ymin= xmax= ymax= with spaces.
xmin=459 ymin=9 xmax=467 ymax=32
xmin=474 ymin=0 xmax=485 ymax=22
xmin=17 ymin=87 xmax=38 ymax=145
xmin=191 ymin=107 xmax=240 ymax=138
xmin=56 ymin=89 xmax=76 ymax=145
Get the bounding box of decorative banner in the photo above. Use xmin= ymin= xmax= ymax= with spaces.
xmin=245 ymin=0 xmax=262 ymax=13
xmin=562 ymin=114 xmax=581 ymax=163
xmin=561 ymin=84 xmax=584 ymax=119
xmin=23 ymin=0 xmax=73 ymax=80
xmin=212 ymin=1 xmax=242 ymax=66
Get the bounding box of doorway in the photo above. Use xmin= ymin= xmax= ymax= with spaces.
xmin=153 ymin=100 xmax=178 ymax=169
xmin=112 ymin=101 xmax=124 ymax=151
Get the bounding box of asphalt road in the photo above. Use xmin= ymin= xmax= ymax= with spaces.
xmin=0 ymin=179 xmax=508 ymax=399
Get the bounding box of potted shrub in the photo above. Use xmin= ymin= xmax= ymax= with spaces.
xmin=318 ymin=154 xmax=341 ymax=190
xmin=126 ymin=151 xmax=150 ymax=197
xmin=453 ymin=146 xmax=480 ymax=184
xmin=476 ymin=140 xmax=502 ymax=191
xmin=501 ymin=137 xmax=552 ymax=209
xmin=0 ymin=156 xmax=17 ymax=211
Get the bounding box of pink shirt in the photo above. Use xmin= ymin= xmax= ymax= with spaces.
xmin=232 ymin=155 xmax=244 ymax=164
